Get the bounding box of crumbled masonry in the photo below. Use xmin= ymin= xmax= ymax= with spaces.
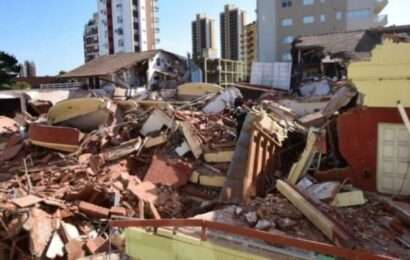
xmin=1 ymin=28 xmax=410 ymax=258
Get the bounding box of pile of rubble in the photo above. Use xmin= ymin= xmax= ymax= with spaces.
xmin=0 ymin=80 xmax=409 ymax=259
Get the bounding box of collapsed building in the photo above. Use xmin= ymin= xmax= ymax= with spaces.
xmin=0 ymin=27 xmax=409 ymax=259
xmin=61 ymin=49 xmax=201 ymax=95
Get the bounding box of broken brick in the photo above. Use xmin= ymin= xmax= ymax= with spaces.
xmin=79 ymin=201 xmax=110 ymax=218
xmin=12 ymin=195 xmax=42 ymax=208
xmin=85 ymin=236 xmax=109 ymax=254
xmin=110 ymin=207 xmax=127 ymax=216
xmin=65 ymin=240 xmax=85 ymax=260
xmin=144 ymin=155 xmax=193 ymax=188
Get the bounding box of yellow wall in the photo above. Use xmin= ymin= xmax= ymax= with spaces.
xmin=348 ymin=40 xmax=410 ymax=108
xmin=125 ymin=228 xmax=292 ymax=260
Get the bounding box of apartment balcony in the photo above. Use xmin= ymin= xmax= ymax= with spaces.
xmin=374 ymin=14 xmax=388 ymax=26
xmin=374 ymin=0 xmax=388 ymax=14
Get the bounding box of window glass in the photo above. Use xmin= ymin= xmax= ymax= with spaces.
xmin=303 ymin=16 xmax=315 ymax=24
xmin=303 ymin=0 xmax=314 ymax=5
xmin=282 ymin=18 xmax=293 ymax=26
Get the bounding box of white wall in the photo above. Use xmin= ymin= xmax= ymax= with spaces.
xmin=113 ymin=0 xmax=135 ymax=53
xmin=138 ymin=0 xmax=148 ymax=51
xmin=257 ymin=0 xmax=278 ymax=62
xmin=97 ymin=0 xmax=109 ymax=55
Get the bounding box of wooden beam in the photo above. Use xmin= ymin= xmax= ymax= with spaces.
xmin=276 ymin=180 xmax=335 ymax=242
xmin=287 ymin=128 xmax=318 ymax=184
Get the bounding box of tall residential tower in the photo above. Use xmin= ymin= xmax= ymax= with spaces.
xmin=96 ymin=0 xmax=159 ymax=56
xmin=191 ymin=14 xmax=217 ymax=61
xmin=220 ymin=4 xmax=246 ymax=60
xmin=83 ymin=13 xmax=100 ymax=62
xmin=257 ymin=0 xmax=389 ymax=62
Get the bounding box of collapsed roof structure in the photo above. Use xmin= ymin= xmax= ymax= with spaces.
xmin=62 ymin=49 xmax=200 ymax=92
xmin=0 ymin=27 xmax=410 ymax=259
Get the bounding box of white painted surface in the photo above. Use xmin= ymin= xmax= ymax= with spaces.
xmin=377 ymin=123 xmax=410 ymax=195
xmin=250 ymin=62 xmax=292 ymax=91
xmin=257 ymin=0 xmax=278 ymax=62
xmin=203 ymin=87 xmax=242 ymax=114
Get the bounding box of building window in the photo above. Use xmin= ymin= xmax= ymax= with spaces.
xmin=282 ymin=53 xmax=292 ymax=61
xmin=336 ymin=12 xmax=343 ymax=20
xmin=281 ymin=0 xmax=292 ymax=8
xmin=281 ymin=18 xmax=293 ymax=27
xmin=320 ymin=14 xmax=326 ymax=22
xmin=118 ymin=39 xmax=124 ymax=47
xmin=347 ymin=9 xmax=371 ymax=20
xmin=303 ymin=0 xmax=314 ymax=5
xmin=303 ymin=16 xmax=315 ymax=24
xmin=116 ymin=3 xmax=122 ymax=9
xmin=117 ymin=16 xmax=123 ymax=24
xmin=283 ymin=36 xmax=294 ymax=44
xmin=116 ymin=28 xmax=124 ymax=35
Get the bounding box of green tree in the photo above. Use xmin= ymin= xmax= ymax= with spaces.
xmin=0 ymin=51 xmax=20 ymax=89
xmin=10 ymin=81 xmax=31 ymax=90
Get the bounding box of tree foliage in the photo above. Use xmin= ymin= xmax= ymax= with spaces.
xmin=0 ymin=51 xmax=21 ymax=89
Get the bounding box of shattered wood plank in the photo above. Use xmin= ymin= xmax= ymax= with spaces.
xmin=180 ymin=121 xmax=203 ymax=159
xmin=321 ymin=87 xmax=356 ymax=118
xmin=276 ymin=180 xmax=336 ymax=243
xmin=139 ymin=200 xmax=145 ymax=219
xmin=287 ymin=128 xmax=319 ymax=185
xmin=11 ymin=195 xmax=42 ymax=208
xmin=144 ymin=134 xmax=168 ymax=149
xmin=221 ymin=112 xmax=258 ymax=203
xmin=331 ymin=191 xmax=367 ymax=207
xmin=101 ymin=137 xmax=142 ymax=162
xmin=204 ymin=150 xmax=234 ymax=163
xmin=149 ymin=202 xmax=161 ymax=220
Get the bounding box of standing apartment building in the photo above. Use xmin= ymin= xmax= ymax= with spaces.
xmin=84 ymin=13 xmax=100 ymax=62
xmin=96 ymin=0 xmax=159 ymax=56
xmin=220 ymin=5 xmax=246 ymax=60
xmin=241 ymin=21 xmax=258 ymax=77
xmin=257 ymin=0 xmax=389 ymax=63
xmin=191 ymin=14 xmax=217 ymax=61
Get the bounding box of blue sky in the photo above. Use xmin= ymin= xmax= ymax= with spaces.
xmin=0 ymin=0 xmax=407 ymax=76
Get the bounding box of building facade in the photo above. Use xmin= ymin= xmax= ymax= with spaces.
xmin=19 ymin=61 xmax=37 ymax=78
xmin=191 ymin=14 xmax=217 ymax=61
xmin=241 ymin=21 xmax=258 ymax=78
xmin=257 ymin=0 xmax=389 ymax=63
xmin=220 ymin=5 xmax=246 ymax=61
xmin=198 ymin=58 xmax=246 ymax=86
xmin=97 ymin=0 xmax=159 ymax=56
xmin=84 ymin=13 xmax=100 ymax=62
